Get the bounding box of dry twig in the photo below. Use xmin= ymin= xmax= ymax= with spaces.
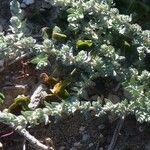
xmin=15 ymin=127 xmax=54 ymax=150
xmin=107 ymin=116 xmax=125 ymax=150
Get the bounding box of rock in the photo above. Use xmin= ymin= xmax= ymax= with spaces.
xmin=82 ymin=133 xmax=90 ymax=142
xmin=74 ymin=142 xmax=82 ymax=148
xmin=70 ymin=147 xmax=77 ymax=150
xmin=99 ymin=134 xmax=104 ymax=138
xmin=22 ymin=0 xmax=34 ymax=5
xmin=98 ymin=124 xmax=105 ymax=130
xmin=98 ymin=134 xmax=105 ymax=144
xmin=44 ymin=137 xmax=54 ymax=148
xmin=104 ymin=145 xmax=108 ymax=149
xmin=99 ymin=147 xmax=104 ymax=150
xmin=59 ymin=146 xmax=66 ymax=150
xmin=138 ymin=126 xmax=144 ymax=132
xmin=79 ymin=126 xmax=85 ymax=133
xmin=89 ymin=143 xmax=94 ymax=147
xmin=20 ymin=2 xmax=27 ymax=8
xmin=41 ymin=0 xmax=52 ymax=9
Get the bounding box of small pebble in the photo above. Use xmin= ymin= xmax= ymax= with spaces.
xmin=45 ymin=137 xmax=53 ymax=147
xmin=99 ymin=147 xmax=104 ymax=150
xmin=79 ymin=126 xmax=85 ymax=133
xmin=99 ymin=134 xmax=104 ymax=138
xmin=59 ymin=146 xmax=66 ymax=150
xmin=98 ymin=124 xmax=105 ymax=130
xmin=105 ymin=145 xmax=108 ymax=149
xmin=98 ymin=134 xmax=105 ymax=144
xmin=139 ymin=126 xmax=144 ymax=132
xmin=42 ymin=1 xmax=52 ymax=9
xmin=82 ymin=133 xmax=90 ymax=142
xmin=22 ymin=0 xmax=35 ymax=5
xmin=74 ymin=142 xmax=82 ymax=147
xmin=89 ymin=143 xmax=94 ymax=147
xmin=70 ymin=147 xmax=77 ymax=150
xmin=20 ymin=2 xmax=26 ymax=8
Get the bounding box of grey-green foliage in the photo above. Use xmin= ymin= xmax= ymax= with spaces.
xmin=35 ymin=0 xmax=150 ymax=123
xmin=0 ymin=1 xmax=34 ymax=59
xmin=0 ymin=110 xmax=27 ymax=128
xmin=0 ymin=0 xmax=150 ymax=128
xmin=114 ymin=0 xmax=150 ymax=30
xmin=0 ymin=0 xmax=49 ymax=69
xmin=0 ymin=0 xmax=41 ymax=62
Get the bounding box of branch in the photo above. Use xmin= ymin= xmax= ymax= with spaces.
xmin=0 ymin=111 xmax=54 ymax=150
xmin=15 ymin=127 xmax=54 ymax=150
xmin=107 ymin=116 xmax=125 ymax=150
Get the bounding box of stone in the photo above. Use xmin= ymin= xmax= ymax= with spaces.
xmin=74 ymin=142 xmax=82 ymax=147
xmin=59 ymin=146 xmax=66 ymax=150
xmin=139 ymin=126 xmax=144 ymax=132
xmin=42 ymin=0 xmax=52 ymax=9
xmin=98 ymin=134 xmax=105 ymax=144
xmin=89 ymin=143 xmax=94 ymax=147
xmin=20 ymin=2 xmax=27 ymax=8
xmin=22 ymin=0 xmax=35 ymax=5
xmin=70 ymin=147 xmax=77 ymax=150
xmin=98 ymin=124 xmax=105 ymax=130
xmin=99 ymin=134 xmax=104 ymax=138
xmin=82 ymin=133 xmax=90 ymax=142
xmin=79 ymin=126 xmax=85 ymax=133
